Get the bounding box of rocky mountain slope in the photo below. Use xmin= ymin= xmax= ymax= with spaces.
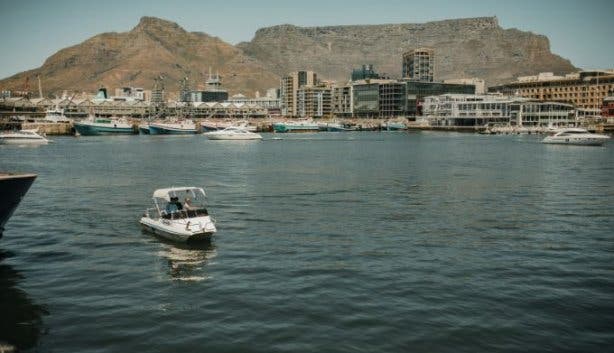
xmin=238 ymin=17 xmax=576 ymax=85
xmin=1 ymin=16 xmax=577 ymax=97
xmin=0 ymin=17 xmax=280 ymax=97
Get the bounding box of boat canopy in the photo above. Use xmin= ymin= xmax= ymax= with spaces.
xmin=152 ymin=187 xmax=206 ymax=201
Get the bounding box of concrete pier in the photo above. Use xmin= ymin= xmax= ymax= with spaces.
xmin=21 ymin=122 xmax=73 ymax=135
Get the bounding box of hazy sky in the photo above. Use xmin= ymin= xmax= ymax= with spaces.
xmin=0 ymin=0 xmax=612 ymax=79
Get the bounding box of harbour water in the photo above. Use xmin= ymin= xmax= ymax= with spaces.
xmin=1 ymin=132 xmax=613 ymax=352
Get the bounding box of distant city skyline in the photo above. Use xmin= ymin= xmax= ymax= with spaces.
xmin=0 ymin=0 xmax=612 ymax=80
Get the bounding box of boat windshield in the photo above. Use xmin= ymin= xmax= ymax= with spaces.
xmin=155 ymin=188 xmax=209 ymax=219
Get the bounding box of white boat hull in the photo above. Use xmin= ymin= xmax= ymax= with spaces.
xmin=140 ymin=215 xmax=216 ymax=242
xmin=206 ymin=133 xmax=262 ymax=140
xmin=0 ymin=138 xmax=49 ymax=145
xmin=542 ymin=136 xmax=609 ymax=146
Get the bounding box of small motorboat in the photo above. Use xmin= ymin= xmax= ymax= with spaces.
xmin=0 ymin=129 xmax=49 ymax=145
xmin=542 ymin=128 xmax=610 ymax=146
xmin=140 ymin=187 xmax=217 ymax=242
xmin=203 ymin=126 xmax=262 ymax=140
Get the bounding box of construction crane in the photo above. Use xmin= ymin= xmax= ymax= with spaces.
xmin=22 ymin=76 xmax=30 ymax=98
xmin=37 ymin=75 xmax=43 ymax=98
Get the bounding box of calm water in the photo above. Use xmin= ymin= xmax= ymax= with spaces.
xmin=1 ymin=132 xmax=613 ymax=352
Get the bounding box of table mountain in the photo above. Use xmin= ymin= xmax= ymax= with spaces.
xmin=0 ymin=17 xmax=280 ymax=97
xmin=1 ymin=16 xmax=577 ymax=98
xmin=238 ymin=17 xmax=576 ymax=85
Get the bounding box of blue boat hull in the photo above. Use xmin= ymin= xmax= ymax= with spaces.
xmin=74 ymin=123 xmax=135 ymax=136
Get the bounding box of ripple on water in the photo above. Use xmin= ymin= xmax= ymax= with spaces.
xmin=0 ymin=133 xmax=613 ymax=352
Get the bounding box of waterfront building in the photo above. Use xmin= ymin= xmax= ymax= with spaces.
xmin=602 ymin=95 xmax=614 ymax=119
xmin=228 ymin=93 xmax=281 ymax=110
xmin=347 ymin=79 xmax=475 ymax=119
xmin=404 ymin=81 xmax=476 ymax=116
xmin=422 ymin=94 xmax=575 ymax=127
xmin=352 ymin=81 xmax=380 ymax=118
xmin=444 ymin=78 xmax=486 ymax=94
xmin=190 ymin=70 xmax=229 ymax=103
xmin=488 ymin=70 xmax=614 ymax=112
xmin=114 ymin=87 xmax=147 ymax=101
xmin=280 ymin=71 xmax=318 ymax=117
xmin=297 ymin=85 xmax=332 ymax=118
xmin=402 ymin=48 xmax=434 ymax=82
xmin=351 ymin=79 xmax=405 ymax=118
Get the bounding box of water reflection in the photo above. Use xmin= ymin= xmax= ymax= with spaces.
xmin=0 ymin=249 xmax=48 ymax=351
xmin=155 ymin=240 xmax=217 ymax=281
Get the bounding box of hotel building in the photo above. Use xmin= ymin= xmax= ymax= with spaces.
xmin=488 ymin=70 xmax=614 ymax=113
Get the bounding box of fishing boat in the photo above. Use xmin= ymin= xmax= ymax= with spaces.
xmin=381 ymin=121 xmax=407 ymax=131
xmin=0 ymin=173 xmax=37 ymax=237
xmin=0 ymin=129 xmax=49 ymax=145
xmin=43 ymin=108 xmax=71 ymax=123
xmin=73 ymin=116 xmax=134 ymax=136
xmin=318 ymin=122 xmax=356 ymax=132
xmin=140 ymin=187 xmax=217 ymax=242
xmin=273 ymin=120 xmax=319 ymax=133
xmin=138 ymin=123 xmax=150 ymax=134
xmin=204 ymin=126 xmax=262 ymax=140
xmin=149 ymin=119 xmax=198 ymax=135
xmin=542 ymin=128 xmax=610 ymax=146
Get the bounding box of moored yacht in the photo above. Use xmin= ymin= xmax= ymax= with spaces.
xmin=140 ymin=187 xmax=217 ymax=242
xmin=0 ymin=129 xmax=49 ymax=145
xmin=542 ymin=128 xmax=610 ymax=146
xmin=204 ymin=126 xmax=262 ymax=140
xmin=149 ymin=119 xmax=198 ymax=135
xmin=73 ymin=116 xmax=134 ymax=136
xmin=0 ymin=173 xmax=37 ymax=237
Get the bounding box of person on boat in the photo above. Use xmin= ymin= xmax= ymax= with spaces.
xmin=183 ymin=197 xmax=198 ymax=216
xmin=165 ymin=196 xmax=183 ymax=215
xmin=183 ymin=197 xmax=197 ymax=211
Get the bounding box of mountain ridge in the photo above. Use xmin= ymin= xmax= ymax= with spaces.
xmin=0 ymin=16 xmax=576 ymax=97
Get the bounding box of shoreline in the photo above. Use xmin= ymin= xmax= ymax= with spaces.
xmin=1 ymin=117 xmax=611 ymax=136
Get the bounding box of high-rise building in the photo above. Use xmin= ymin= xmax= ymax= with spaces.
xmin=280 ymin=71 xmax=317 ymax=116
xmin=402 ymin=48 xmax=434 ymax=82
xmin=332 ymin=84 xmax=352 ymax=117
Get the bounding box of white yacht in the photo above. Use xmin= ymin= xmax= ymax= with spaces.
xmin=140 ymin=187 xmax=217 ymax=242
xmin=43 ymin=108 xmax=71 ymax=123
xmin=542 ymin=128 xmax=610 ymax=146
xmin=0 ymin=129 xmax=49 ymax=145
xmin=203 ymin=126 xmax=262 ymax=140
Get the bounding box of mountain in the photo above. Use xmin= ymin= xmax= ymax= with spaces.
xmin=0 ymin=16 xmax=577 ymax=97
xmin=0 ymin=17 xmax=280 ymax=97
xmin=238 ymin=17 xmax=576 ymax=85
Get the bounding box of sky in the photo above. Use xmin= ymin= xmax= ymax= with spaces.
xmin=0 ymin=0 xmax=612 ymax=80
